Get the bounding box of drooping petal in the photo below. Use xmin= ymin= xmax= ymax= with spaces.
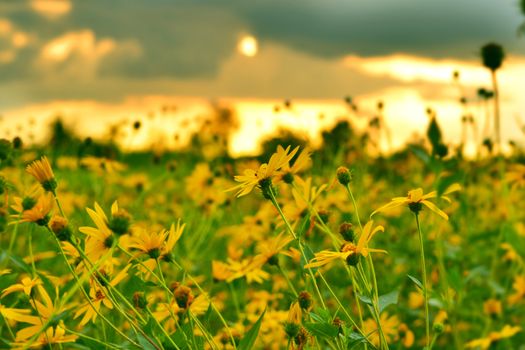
xmin=371 ymin=198 xmax=407 ymax=217
xmin=421 ymin=200 xmax=449 ymax=220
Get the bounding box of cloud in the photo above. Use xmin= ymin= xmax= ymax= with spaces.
xmin=31 ymin=0 xmax=72 ymax=19
xmin=33 ymin=30 xmax=141 ymax=80
xmin=234 ymin=0 xmax=524 ymax=59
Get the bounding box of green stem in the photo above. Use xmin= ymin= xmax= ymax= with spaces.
xmin=278 ymin=264 xmax=298 ymax=297
xmin=415 ymin=213 xmax=430 ymax=349
xmin=267 ymin=186 xmax=327 ymax=309
xmin=346 ymin=183 xmax=388 ymax=350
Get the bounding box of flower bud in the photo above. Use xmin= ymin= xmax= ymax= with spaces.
xmin=336 ymin=166 xmax=352 ymax=185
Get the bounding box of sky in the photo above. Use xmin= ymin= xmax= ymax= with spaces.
xmin=0 ymin=0 xmax=524 ymax=155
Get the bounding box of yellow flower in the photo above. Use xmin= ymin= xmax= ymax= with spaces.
xmin=20 ymin=193 xmax=54 ymax=225
xmin=287 ymin=301 xmax=302 ymax=325
xmin=507 ymin=275 xmax=525 ymax=305
xmin=79 ymin=202 xmax=118 ymax=261
xmin=129 ymin=228 xmax=169 ymax=260
xmin=278 ymin=147 xmax=312 ymax=183
xmin=408 ymin=291 xmax=424 ymax=309
xmin=80 ymin=156 xmax=126 ymax=175
xmin=230 ymin=145 xmax=299 ymax=197
xmin=254 ymin=232 xmax=294 ymax=265
xmin=465 ymin=325 xmax=521 ymax=349
xmin=505 ymin=163 xmax=525 ymax=189
xmin=12 ymin=322 xmax=78 ymax=349
xmin=74 ymin=265 xmax=130 ymax=326
xmin=25 ymin=156 xmax=57 ymax=192
xmin=1 ymin=276 xmax=42 ymax=298
xmin=372 ymin=184 xmax=461 ymax=220
xmin=398 ymin=323 xmax=414 ymax=348
xmin=483 ymin=299 xmax=502 ymax=317
xmin=0 ymin=304 xmax=39 ymax=325
xmin=362 ymin=313 xmax=399 ymax=347
xmin=305 ymin=220 xmax=386 ymax=268
xmin=14 ymin=285 xmax=65 ymax=342
xmin=212 ymin=260 xmax=233 ymax=281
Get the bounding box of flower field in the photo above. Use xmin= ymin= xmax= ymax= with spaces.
xmin=0 ymin=121 xmax=523 ymax=350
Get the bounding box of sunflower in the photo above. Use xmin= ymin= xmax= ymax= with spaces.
xmin=371 ymin=184 xmax=461 ymax=220
xmin=305 ymin=220 xmax=386 ymax=268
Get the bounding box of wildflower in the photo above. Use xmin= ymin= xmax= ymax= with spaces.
xmin=230 ymin=145 xmax=299 ymax=198
xmin=372 ymin=184 xmax=461 ymax=220
xmin=398 ymin=323 xmax=415 ymax=347
xmin=14 ymin=285 xmax=66 ymax=341
xmin=129 ymin=228 xmax=168 ymax=260
xmin=173 ymin=284 xmax=194 ymax=310
xmin=506 ymin=163 xmax=525 ymax=189
xmin=108 ymin=201 xmax=131 ymax=236
xmin=465 ymin=325 xmax=520 ymax=349
xmin=1 ymin=276 xmax=42 ymax=298
xmin=20 ymin=193 xmax=54 ymax=225
xmin=12 ymin=322 xmax=78 ymax=349
xmin=336 ymin=166 xmax=352 ymax=186
xmin=297 ymin=291 xmax=312 ymax=310
xmin=507 ymin=275 xmax=525 ymax=305
xmin=254 ymin=232 xmax=294 ymax=266
xmin=483 ymin=299 xmax=502 ymax=317
xmin=212 ymin=260 xmax=233 ymax=281
xmin=49 ymin=215 xmax=72 ymax=241
xmin=74 ymin=265 xmax=130 ymax=326
xmin=79 ymin=202 xmax=119 ymax=261
xmin=362 ymin=313 xmax=400 ymax=347
xmin=339 ymin=222 xmax=355 ymax=242
xmin=80 ymin=156 xmax=126 ymax=175
xmin=305 ymin=220 xmax=386 ymax=268
xmin=0 ymin=304 xmax=38 ymax=325
xmin=279 ymin=147 xmax=311 ymax=184
xmin=284 ymin=302 xmax=302 ymax=338
xmin=25 ymin=156 xmax=57 ymax=192
xmin=226 ymin=258 xmax=270 ymax=284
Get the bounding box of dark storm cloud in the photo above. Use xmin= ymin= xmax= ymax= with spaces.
xmin=0 ymin=0 xmax=523 ymax=85
xmin=232 ymin=0 xmax=524 ymax=58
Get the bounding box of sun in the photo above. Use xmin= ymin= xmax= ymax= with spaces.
xmin=237 ymin=35 xmax=258 ymax=57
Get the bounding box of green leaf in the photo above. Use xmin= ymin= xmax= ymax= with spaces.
xmin=238 ymin=308 xmax=266 ymax=350
xmin=137 ymin=334 xmax=159 ymax=350
xmin=357 ymin=294 xmax=372 ymax=306
xmin=407 ymin=274 xmax=423 ymax=290
xmin=347 ymin=332 xmax=368 ymax=348
xmin=378 ymin=289 xmax=399 ymax=313
xmin=410 ymin=145 xmax=430 ymax=165
xmin=303 ymin=322 xmax=339 ymax=339
xmin=309 ymin=308 xmax=332 ymax=323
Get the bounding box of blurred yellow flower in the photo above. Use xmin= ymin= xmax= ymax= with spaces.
xmin=465 ymin=325 xmax=521 ymax=349
xmin=372 ymin=184 xmax=461 ymax=220
xmin=305 ymin=220 xmax=386 ymax=268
